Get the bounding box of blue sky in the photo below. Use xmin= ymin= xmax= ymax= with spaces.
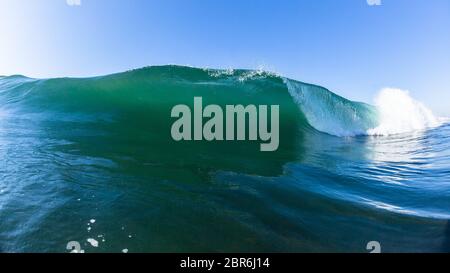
xmin=0 ymin=0 xmax=449 ymax=115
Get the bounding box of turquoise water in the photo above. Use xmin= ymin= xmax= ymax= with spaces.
xmin=0 ymin=66 xmax=449 ymax=252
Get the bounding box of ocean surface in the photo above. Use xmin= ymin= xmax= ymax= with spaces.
xmin=0 ymin=65 xmax=449 ymax=253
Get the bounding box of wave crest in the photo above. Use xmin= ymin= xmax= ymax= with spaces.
xmin=0 ymin=66 xmax=444 ymax=138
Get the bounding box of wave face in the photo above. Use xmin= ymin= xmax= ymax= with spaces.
xmin=284 ymin=79 xmax=379 ymax=136
xmin=0 ymin=65 xmax=449 ymax=253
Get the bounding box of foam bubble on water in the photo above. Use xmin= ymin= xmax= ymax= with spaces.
xmin=87 ymin=238 xmax=99 ymax=247
xmin=97 ymin=235 xmax=106 ymax=242
xmin=90 ymin=219 xmax=96 ymax=224
xmin=367 ymin=88 xmax=440 ymax=136
xmin=122 ymin=249 xmax=129 ymax=253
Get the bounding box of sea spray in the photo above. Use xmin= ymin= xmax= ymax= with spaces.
xmin=367 ymin=88 xmax=439 ymax=135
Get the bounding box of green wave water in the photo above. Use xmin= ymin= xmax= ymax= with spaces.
xmin=0 ymin=65 xmax=449 ymax=252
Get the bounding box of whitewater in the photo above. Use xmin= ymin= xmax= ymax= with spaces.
xmin=0 ymin=65 xmax=449 ymax=253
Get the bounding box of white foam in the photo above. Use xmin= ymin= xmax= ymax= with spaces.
xmin=367 ymin=88 xmax=440 ymax=136
xmin=87 ymin=238 xmax=99 ymax=247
